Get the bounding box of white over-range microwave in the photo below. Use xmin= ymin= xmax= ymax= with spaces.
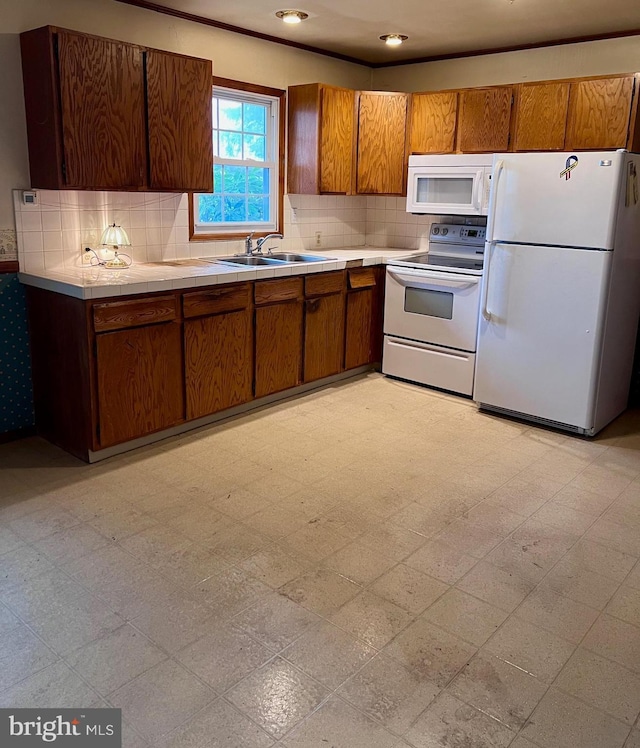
xmin=406 ymin=154 xmax=493 ymax=216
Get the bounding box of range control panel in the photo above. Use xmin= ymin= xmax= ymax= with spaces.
xmin=429 ymin=223 xmax=486 ymax=245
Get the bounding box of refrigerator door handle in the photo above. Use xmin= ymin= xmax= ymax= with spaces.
xmin=482 ymin=159 xmax=504 ymax=321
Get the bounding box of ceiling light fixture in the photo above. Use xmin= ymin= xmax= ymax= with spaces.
xmin=380 ymin=34 xmax=408 ymax=46
xmin=275 ymin=10 xmax=309 ymax=24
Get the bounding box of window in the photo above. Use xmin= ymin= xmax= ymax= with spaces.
xmin=191 ymin=78 xmax=285 ymax=240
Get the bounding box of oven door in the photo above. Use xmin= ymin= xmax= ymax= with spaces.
xmin=384 ymin=266 xmax=481 ymax=351
xmin=406 ymin=166 xmax=489 ymax=216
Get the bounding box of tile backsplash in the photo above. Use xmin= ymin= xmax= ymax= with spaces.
xmin=13 ymin=189 xmax=483 ymax=273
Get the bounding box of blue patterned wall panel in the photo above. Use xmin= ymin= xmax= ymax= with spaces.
xmin=0 ymin=274 xmax=34 ymax=433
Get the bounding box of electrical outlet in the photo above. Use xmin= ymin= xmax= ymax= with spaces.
xmin=315 ymin=231 xmax=322 ymax=247
xmin=82 ymin=247 xmax=93 ymax=265
xmin=291 ymin=207 xmax=298 ymax=224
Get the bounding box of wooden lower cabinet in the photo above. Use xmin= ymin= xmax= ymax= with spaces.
xmin=96 ymin=321 xmax=183 ymax=447
xmin=184 ymin=310 xmax=253 ymax=419
xmin=304 ymin=294 xmax=345 ymax=382
xmin=344 ymin=267 xmax=384 ymax=370
xmin=26 ymin=268 xmax=383 ymax=460
xmin=255 ymin=300 xmax=304 ymax=398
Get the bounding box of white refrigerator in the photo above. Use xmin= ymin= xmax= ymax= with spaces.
xmin=474 ymin=150 xmax=640 ymax=435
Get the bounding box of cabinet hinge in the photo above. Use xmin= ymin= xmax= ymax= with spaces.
xmin=511 ymin=94 xmax=515 ymax=106
xmin=61 ymin=161 xmax=67 ymax=183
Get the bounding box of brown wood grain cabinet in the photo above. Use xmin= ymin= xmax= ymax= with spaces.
xmin=345 ymin=267 xmax=384 ymax=369
xmin=512 ymin=82 xmax=570 ymax=151
xmin=456 ymin=86 xmax=513 ymax=153
xmin=184 ymin=284 xmax=253 ymax=420
xmin=146 ymin=50 xmax=213 ymax=192
xmin=254 ymin=278 xmax=304 ymax=398
xmin=96 ymin=322 xmax=184 ymax=447
xmin=20 ymin=26 xmax=212 ymax=191
xmin=26 ymin=269 xmax=384 ymax=461
xmin=304 ymin=271 xmax=346 ymax=382
xmin=288 ymin=83 xmax=356 ymax=194
xmin=356 ymin=92 xmax=408 ymax=195
xmin=409 ymin=92 xmax=458 ymax=154
xmin=565 ymin=76 xmax=636 ymax=150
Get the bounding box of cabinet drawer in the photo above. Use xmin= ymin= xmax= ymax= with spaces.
xmin=347 ymin=267 xmax=377 ymax=290
xmin=255 ymin=277 xmax=303 ymax=305
xmin=305 ymin=271 xmax=345 ymax=298
xmin=93 ymin=294 xmax=178 ymax=332
xmin=183 ymin=283 xmax=251 ymax=318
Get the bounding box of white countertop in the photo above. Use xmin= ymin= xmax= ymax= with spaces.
xmin=18 ymin=247 xmax=420 ymax=299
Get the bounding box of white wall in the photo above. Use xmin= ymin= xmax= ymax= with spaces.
xmin=0 ymin=0 xmax=373 ymax=230
xmin=373 ymin=36 xmax=640 ymax=92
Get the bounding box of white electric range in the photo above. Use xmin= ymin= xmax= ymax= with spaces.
xmin=382 ymin=223 xmax=486 ymax=396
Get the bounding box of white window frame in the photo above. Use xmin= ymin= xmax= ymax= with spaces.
xmin=192 ymin=85 xmax=280 ymax=238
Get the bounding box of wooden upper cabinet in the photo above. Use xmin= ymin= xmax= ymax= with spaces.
xmin=565 ymin=76 xmax=635 ymax=150
xmin=287 ymin=83 xmax=355 ymax=194
xmin=456 ymin=86 xmax=513 ymax=152
xmin=320 ymin=86 xmax=356 ymax=193
xmin=512 ymin=82 xmax=570 ymax=151
xmin=357 ymin=91 xmax=408 ymax=195
xmin=20 ymin=26 xmax=212 ymax=191
xmin=410 ymin=92 xmax=458 ymax=154
xmin=146 ymin=50 xmax=213 ymax=192
xmin=58 ymin=31 xmax=146 ymax=189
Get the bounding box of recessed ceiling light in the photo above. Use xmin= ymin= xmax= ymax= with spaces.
xmin=380 ymin=34 xmax=408 ymax=46
xmin=276 ymin=10 xmax=309 ymax=24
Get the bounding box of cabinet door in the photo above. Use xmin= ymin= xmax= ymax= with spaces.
xmin=357 ymin=92 xmax=408 ymax=194
xmin=456 ymin=87 xmax=513 ymax=153
xmin=410 ymin=92 xmax=458 ymax=154
xmin=57 ymin=31 xmax=146 ymax=189
xmin=185 ymin=309 xmax=253 ymax=419
xmin=146 ymin=50 xmax=213 ymax=191
xmin=345 ymin=289 xmax=374 ymax=369
xmin=513 ymin=82 xmax=570 ymax=151
xmin=304 ymin=293 xmax=345 ymax=382
xmin=320 ymin=86 xmax=356 ymax=193
xmin=566 ymin=76 xmax=635 ymax=150
xmin=255 ymin=302 xmax=303 ymax=398
xmin=96 ymin=322 xmax=183 ymax=448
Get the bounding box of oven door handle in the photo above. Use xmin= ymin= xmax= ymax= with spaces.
xmin=387 ymin=267 xmax=480 ymax=290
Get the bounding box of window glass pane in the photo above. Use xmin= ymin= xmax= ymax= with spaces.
xmin=211 ymin=99 xmax=218 ymax=130
xmin=244 ymin=134 xmax=266 ymax=161
xmin=223 ymin=196 xmax=247 ymax=223
xmin=243 ymin=103 xmax=266 ymax=134
xmin=213 ymin=164 xmax=223 ymax=193
xmin=247 ymin=167 xmax=269 ymax=194
xmin=212 ymin=131 xmax=219 ymax=157
xmin=248 ymin=196 xmax=269 ymax=222
xmin=218 ymin=99 xmax=242 ymax=131
xmin=219 ymin=131 xmax=242 ymax=159
xmin=198 ymin=194 xmax=222 ymax=223
xmin=222 ymin=165 xmax=246 ymax=194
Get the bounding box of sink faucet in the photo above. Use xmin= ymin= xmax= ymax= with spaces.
xmin=255 ymin=234 xmax=283 ymax=254
xmin=244 ymin=232 xmax=255 ymax=256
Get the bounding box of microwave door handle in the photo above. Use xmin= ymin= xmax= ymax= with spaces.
xmin=472 ymin=169 xmax=483 ymax=212
xmin=481 ymin=159 xmax=504 ymax=321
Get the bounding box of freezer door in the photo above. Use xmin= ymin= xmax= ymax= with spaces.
xmin=490 ymin=151 xmax=624 ymax=249
xmin=474 ymin=243 xmax=611 ymax=430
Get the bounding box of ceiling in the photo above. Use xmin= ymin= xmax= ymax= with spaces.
xmin=119 ymin=0 xmax=640 ymax=66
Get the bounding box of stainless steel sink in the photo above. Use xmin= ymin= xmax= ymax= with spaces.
xmin=267 ymin=253 xmax=331 ymax=262
xmin=216 ymin=256 xmax=288 ymax=266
